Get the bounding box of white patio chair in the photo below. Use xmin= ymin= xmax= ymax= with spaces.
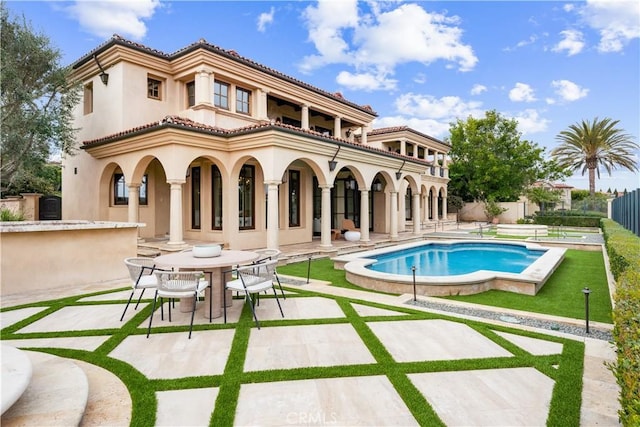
xmin=253 ymin=249 xmax=286 ymax=299
xmin=146 ymin=270 xmax=208 ymax=339
xmin=121 ymin=257 xmax=165 ymax=321
xmin=224 ymin=259 xmax=284 ymax=329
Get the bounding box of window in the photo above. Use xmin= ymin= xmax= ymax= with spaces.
xmin=186 ymin=81 xmax=195 ymax=107
xmin=147 ymin=77 xmax=162 ymax=100
xmin=289 ymin=170 xmax=300 ymax=227
xmin=191 ymin=167 xmax=201 ymax=229
xmin=114 ymin=174 xmax=148 ymax=205
xmin=211 ymin=165 xmax=223 ymax=229
xmin=214 ymin=80 xmax=229 ymax=109
xmin=83 ymin=82 xmax=93 ymax=115
xmin=238 ymin=165 xmax=254 ymax=229
xmin=236 ymin=87 xmax=251 ymax=114
xmin=405 ymin=187 xmax=412 ymax=220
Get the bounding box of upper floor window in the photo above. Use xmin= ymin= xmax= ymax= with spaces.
xmin=114 ymin=174 xmax=148 ymax=206
xmin=148 ymin=77 xmax=162 ymax=100
xmin=186 ymin=81 xmax=195 ymax=107
xmin=83 ymin=82 xmax=93 ymax=115
xmin=236 ymin=87 xmax=251 ymax=114
xmin=214 ymin=80 xmax=229 ymax=109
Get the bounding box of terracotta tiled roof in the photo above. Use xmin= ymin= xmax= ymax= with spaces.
xmin=81 ymin=116 xmax=430 ymax=166
xmin=72 ymin=35 xmax=376 ymax=116
xmin=368 ymin=126 xmax=449 ymax=146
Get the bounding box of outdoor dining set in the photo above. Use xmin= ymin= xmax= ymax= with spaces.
xmin=122 ymin=246 xmax=285 ymax=339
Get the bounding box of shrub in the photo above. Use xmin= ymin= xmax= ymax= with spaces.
xmin=0 ymin=208 xmax=25 ymax=221
xmin=533 ymin=211 xmax=603 ymax=227
xmin=602 ymin=219 xmax=640 ymax=426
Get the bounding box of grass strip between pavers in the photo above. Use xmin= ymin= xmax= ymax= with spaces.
xmin=1 ymin=285 xmax=585 ymax=426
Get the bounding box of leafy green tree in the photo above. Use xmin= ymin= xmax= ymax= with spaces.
xmin=447 ymin=110 xmax=568 ymax=202
xmin=571 ymin=189 xmax=590 ymax=202
xmin=552 ymin=117 xmax=639 ymax=196
xmin=0 ymin=4 xmax=79 ymax=195
xmin=525 ymin=186 xmax=562 ymax=212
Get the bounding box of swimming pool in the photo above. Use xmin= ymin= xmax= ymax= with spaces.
xmin=367 ymin=242 xmax=545 ymax=276
xmin=333 ymin=240 xmax=566 ymax=296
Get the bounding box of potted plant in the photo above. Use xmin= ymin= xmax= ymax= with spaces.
xmin=484 ymin=198 xmax=507 ymax=223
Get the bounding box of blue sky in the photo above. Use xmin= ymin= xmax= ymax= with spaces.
xmin=7 ymin=0 xmax=640 ymax=192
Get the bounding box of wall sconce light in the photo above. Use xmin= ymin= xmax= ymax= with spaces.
xmin=395 ymin=159 xmax=406 ymax=180
xmin=328 ymin=145 xmax=341 ymax=172
xmin=93 ymin=54 xmax=109 ymax=86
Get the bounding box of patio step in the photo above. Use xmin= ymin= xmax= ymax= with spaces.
xmin=1 ymin=350 xmax=89 ymax=426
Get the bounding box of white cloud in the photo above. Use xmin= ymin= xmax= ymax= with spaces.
xmin=551 ymin=79 xmax=589 ymax=102
xmin=299 ymin=0 xmax=359 ymax=72
xmin=470 ymin=84 xmax=487 ymax=95
xmin=563 ymin=4 xmax=576 ymax=13
xmin=374 ymin=93 xmax=484 ymax=138
xmin=509 ymin=83 xmax=537 ymax=102
xmin=512 ymin=109 xmax=550 ymax=134
xmin=580 ymin=0 xmax=640 ymax=52
xmin=300 ymin=1 xmax=477 ymax=89
xmin=336 ymin=71 xmax=397 ymax=91
xmin=257 ymin=7 xmax=275 ymax=33
xmin=374 ymin=115 xmax=452 ymax=138
xmin=552 ymin=29 xmax=585 ymax=56
xmin=65 ymin=0 xmax=161 ymax=40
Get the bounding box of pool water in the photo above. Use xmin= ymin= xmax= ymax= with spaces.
xmin=366 ymin=242 xmax=546 ymax=276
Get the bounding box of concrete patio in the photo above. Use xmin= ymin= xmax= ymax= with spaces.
xmin=1 ymin=272 xmax=620 ymax=426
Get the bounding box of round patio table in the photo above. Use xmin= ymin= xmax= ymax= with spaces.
xmin=154 ymin=250 xmax=259 ymax=320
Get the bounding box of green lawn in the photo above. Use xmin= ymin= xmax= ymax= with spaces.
xmin=440 ymin=250 xmax=612 ymax=323
xmin=278 ymin=249 xmax=613 ymax=323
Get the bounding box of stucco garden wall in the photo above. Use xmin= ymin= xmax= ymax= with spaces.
xmin=458 ymin=201 xmax=526 ymax=223
xmin=0 ymin=221 xmax=139 ymax=297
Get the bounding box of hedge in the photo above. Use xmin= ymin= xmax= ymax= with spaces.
xmin=602 ymin=219 xmax=640 ymax=426
xmin=533 ymin=213 xmax=602 ymax=227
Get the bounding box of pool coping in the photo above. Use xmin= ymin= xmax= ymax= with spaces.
xmin=333 ymin=240 xmax=566 ymax=296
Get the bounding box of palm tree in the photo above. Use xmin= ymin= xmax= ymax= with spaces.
xmin=552 ymin=118 xmax=638 ymax=196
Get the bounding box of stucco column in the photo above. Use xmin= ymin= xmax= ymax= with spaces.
xmin=195 ymin=68 xmax=212 ymax=105
xmin=320 ymin=185 xmax=333 ymax=248
xmin=301 ymin=104 xmax=309 ymax=130
xmin=127 ymin=184 xmax=140 ymax=223
xmin=413 ymin=192 xmax=421 ymax=235
xmin=266 ymin=181 xmax=280 ymax=249
xmin=431 ymin=191 xmax=438 ymax=221
xmin=360 ymin=125 xmax=367 ymax=144
xmin=389 ymin=191 xmax=399 ymax=239
xmin=400 ymin=138 xmax=406 ymax=156
xmin=256 ymin=88 xmax=268 ymax=120
xmin=168 ymin=180 xmax=185 ymax=245
xmin=442 ymin=194 xmax=448 ymax=222
xmin=360 ymin=189 xmax=370 ymax=242
xmin=334 ymin=116 xmax=341 ymax=137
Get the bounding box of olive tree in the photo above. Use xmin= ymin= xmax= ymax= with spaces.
xmin=0 ymin=4 xmax=79 ymax=195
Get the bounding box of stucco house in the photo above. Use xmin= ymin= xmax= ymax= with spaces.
xmin=63 ymin=35 xmax=450 ymax=250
